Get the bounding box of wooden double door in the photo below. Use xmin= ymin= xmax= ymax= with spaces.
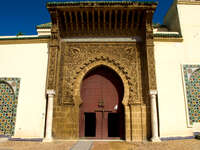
xmin=79 ymin=66 xmax=124 ymax=139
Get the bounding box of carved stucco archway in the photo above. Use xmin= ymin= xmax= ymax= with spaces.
xmin=72 ymin=57 xmax=132 ymax=141
xmin=47 ymin=41 xmax=156 ymax=141
xmin=73 ymin=60 xmax=130 ymax=106
xmin=48 ymin=42 xmax=144 ymax=141
xmin=46 ymin=1 xmax=158 ymax=141
xmin=50 ymin=42 xmax=141 ymax=107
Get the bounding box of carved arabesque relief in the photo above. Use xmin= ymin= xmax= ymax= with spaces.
xmin=56 ymin=43 xmax=141 ymax=105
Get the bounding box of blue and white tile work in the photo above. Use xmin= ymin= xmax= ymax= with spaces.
xmin=0 ymin=78 xmax=20 ymax=136
xmin=183 ymin=65 xmax=200 ymax=125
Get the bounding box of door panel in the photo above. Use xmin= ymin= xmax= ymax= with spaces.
xmin=95 ymin=112 xmax=102 ymax=138
xmin=102 ymin=112 xmax=108 ymax=138
xmin=80 ymin=66 xmax=124 ymax=139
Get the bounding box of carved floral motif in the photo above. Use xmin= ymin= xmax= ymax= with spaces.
xmin=56 ymin=43 xmax=140 ymax=105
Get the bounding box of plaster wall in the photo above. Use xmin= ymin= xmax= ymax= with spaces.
xmin=0 ymin=43 xmax=48 ymax=138
xmin=177 ymin=4 xmax=200 ymax=60
xmin=154 ymin=4 xmax=200 ymax=138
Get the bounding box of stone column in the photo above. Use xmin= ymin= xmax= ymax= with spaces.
xmin=43 ymin=89 xmax=55 ymax=142
xmin=150 ymin=90 xmax=161 ymax=142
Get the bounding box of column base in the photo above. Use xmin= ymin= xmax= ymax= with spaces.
xmin=43 ymin=137 xmax=53 ymax=142
xmin=151 ymin=137 xmax=161 ymax=142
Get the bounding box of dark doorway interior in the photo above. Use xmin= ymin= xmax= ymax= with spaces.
xmin=85 ymin=113 xmax=96 ymax=137
xmin=108 ymin=113 xmax=120 ymax=137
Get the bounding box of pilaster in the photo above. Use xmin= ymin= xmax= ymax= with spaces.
xmin=43 ymin=89 xmax=55 ymax=142
xmin=46 ymin=9 xmax=60 ymax=90
xmin=145 ymin=10 xmax=157 ymax=91
xmin=144 ymin=10 xmax=160 ymax=142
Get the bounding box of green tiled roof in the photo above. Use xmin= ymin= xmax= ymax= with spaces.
xmin=154 ymin=33 xmax=182 ymax=38
xmin=37 ymin=22 xmax=52 ymax=29
xmin=152 ymin=23 xmax=168 ymax=28
xmin=0 ymin=35 xmax=50 ymax=41
xmin=47 ymin=1 xmax=157 ymax=6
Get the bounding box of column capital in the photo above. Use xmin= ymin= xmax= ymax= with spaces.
xmin=47 ymin=89 xmax=55 ymax=96
xmin=149 ymin=90 xmax=157 ymax=96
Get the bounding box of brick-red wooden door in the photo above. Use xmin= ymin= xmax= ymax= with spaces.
xmin=79 ymin=66 xmax=124 ymax=139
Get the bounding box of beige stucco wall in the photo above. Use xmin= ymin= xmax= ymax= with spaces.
xmin=178 ymin=4 xmax=200 ymax=58
xmin=154 ymin=3 xmax=200 ymax=138
xmin=0 ymin=43 xmax=48 ymax=138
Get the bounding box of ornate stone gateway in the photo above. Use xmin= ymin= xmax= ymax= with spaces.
xmin=46 ymin=1 xmax=158 ymax=142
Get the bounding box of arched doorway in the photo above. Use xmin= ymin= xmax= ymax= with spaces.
xmin=79 ymin=65 xmax=125 ymax=139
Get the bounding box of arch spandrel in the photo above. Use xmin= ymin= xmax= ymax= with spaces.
xmin=73 ymin=60 xmax=130 ymax=106
xmin=57 ymin=43 xmax=141 ymax=106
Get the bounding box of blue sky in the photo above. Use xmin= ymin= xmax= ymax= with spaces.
xmin=0 ymin=0 xmax=174 ymax=36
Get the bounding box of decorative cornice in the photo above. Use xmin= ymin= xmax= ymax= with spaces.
xmin=39 ymin=22 xmax=169 ymax=30
xmin=37 ymin=22 xmax=52 ymax=29
xmin=153 ymin=33 xmax=183 ymax=42
xmin=0 ymin=33 xmax=184 ymax=43
xmin=0 ymin=35 xmax=50 ymax=41
xmin=154 ymin=37 xmax=183 ymax=42
xmin=61 ymin=37 xmax=141 ymax=42
xmin=178 ymin=1 xmax=200 ymax=5
xmin=0 ymin=36 xmax=50 ymax=44
xmin=47 ymin=1 xmax=158 ymax=7
xmin=47 ymin=2 xmax=157 ymax=37
xmin=153 ymin=33 xmax=182 ymax=38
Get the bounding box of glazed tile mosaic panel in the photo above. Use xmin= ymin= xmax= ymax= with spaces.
xmin=0 ymin=78 xmax=20 ymax=136
xmin=183 ymin=65 xmax=200 ymax=125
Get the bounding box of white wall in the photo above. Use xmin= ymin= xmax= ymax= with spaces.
xmin=154 ymin=3 xmax=200 ymax=138
xmin=178 ymin=4 xmax=200 ymax=60
xmin=0 ymin=43 xmax=48 ymax=138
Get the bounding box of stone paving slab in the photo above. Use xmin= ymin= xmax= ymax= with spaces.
xmin=0 ymin=140 xmax=76 ymax=150
xmin=70 ymin=141 xmax=93 ymax=150
xmin=0 ymin=139 xmax=199 ymax=150
xmin=91 ymin=139 xmax=200 ymax=150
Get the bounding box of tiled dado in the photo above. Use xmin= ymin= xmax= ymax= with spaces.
xmin=183 ymin=65 xmax=200 ymax=125
xmin=0 ymin=78 xmax=20 ymax=136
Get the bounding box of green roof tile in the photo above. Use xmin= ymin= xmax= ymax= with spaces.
xmin=46 ymin=1 xmax=158 ymax=6
xmin=153 ymin=33 xmax=182 ymax=38
xmin=0 ymin=35 xmax=50 ymax=41
xmin=37 ymin=22 xmax=52 ymax=29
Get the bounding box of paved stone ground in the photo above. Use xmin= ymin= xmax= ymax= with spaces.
xmin=91 ymin=139 xmax=200 ymax=150
xmin=0 ymin=140 xmax=76 ymax=150
xmin=0 ymin=139 xmax=200 ymax=150
xmin=70 ymin=141 xmax=93 ymax=150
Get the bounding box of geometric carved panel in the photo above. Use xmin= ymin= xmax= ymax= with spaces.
xmin=183 ymin=65 xmax=200 ymax=125
xmin=57 ymin=43 xmax=141 ymax=105
xmin=0 ymin=78 xmax=20 ymax=136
